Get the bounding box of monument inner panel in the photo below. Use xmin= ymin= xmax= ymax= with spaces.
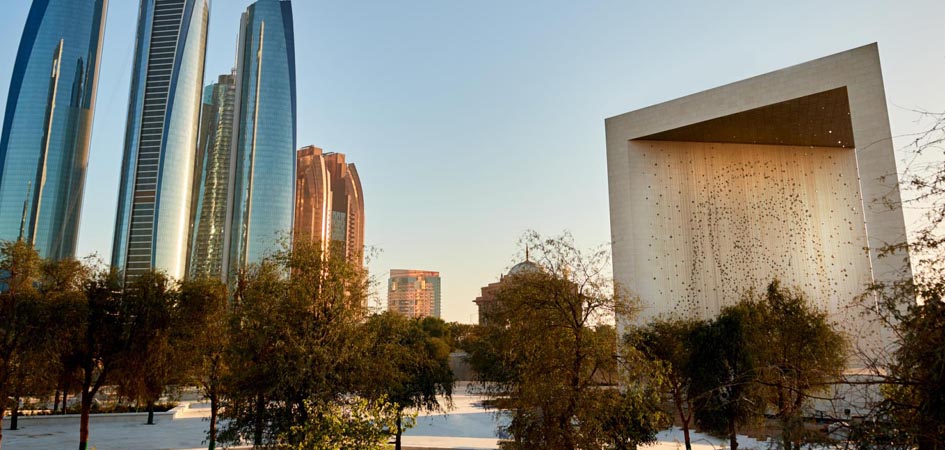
xmin=626 ymin=140 xmax=872 ymax=326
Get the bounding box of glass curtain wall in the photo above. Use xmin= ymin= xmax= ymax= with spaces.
xmin=112 ymin=0 xmax=210 ymax=279
xmin=187 ymin=73 xmax=236 ymax=280
xmin=223 ymin=0 xmax=297 ymax=278
xmin=0 ymin=0 xmax=107 ymax=259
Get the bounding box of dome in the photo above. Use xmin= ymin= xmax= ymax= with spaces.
xmin=508 ymin=260 xmax=540 ymax=276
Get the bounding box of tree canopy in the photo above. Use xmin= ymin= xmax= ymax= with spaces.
xmin=467 ymin=231 xmax=666 ymax=450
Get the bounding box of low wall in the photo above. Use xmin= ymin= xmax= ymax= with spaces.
xmin=1 ymin=404 xmax=187 ymax=427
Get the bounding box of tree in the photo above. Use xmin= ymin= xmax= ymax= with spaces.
xmin=39 ymin=257 xmax=91 ymax=417
xmin=446 ymin=322 xmax=476 ymax=351
xmin=289 ymin=396 xmax=404 ymax=450
xmin=220 ymin=239 xmax=370 ymax=448
xmin=114 ymin=270 xmax=176 ymax=425
xmin=361 ymin=312 xmax=454 ymax=450
xmin=630 ymin=318 xmax=705 ymax=450
xmin=175 ymin=277 xmax=228 ymax=450
xmin=862 ymin=284 xmax=945 ymax=450
xmin=689 ymin=302 xmax=764 ymax=450
xmin=65 ymin=266 xmax=137 ymax=450
xmin=854 ymin=110 xmax=945 ymax=450
xmin=219 ymin=259 xmax=286 ymax=447
xmin=686 ymin=281 xmax=847 ymax=450
xmin=750 ymin=281 xmax=847 ymax=450
xmin=467 ymin=231 xmax=665 ymax=450
xmin=0 ymin=240 xmax=44 ymax=447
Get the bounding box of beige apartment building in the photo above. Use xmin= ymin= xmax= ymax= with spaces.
xmin=388 ymin=269 xmax=442 ymax=319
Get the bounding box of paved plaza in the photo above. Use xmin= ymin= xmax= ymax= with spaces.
xmin=3 ymin=390 xmax=767 ymax=450
xmin=2 ymin=393 xmax=503 ymax=450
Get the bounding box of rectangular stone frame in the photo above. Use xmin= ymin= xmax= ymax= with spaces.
xmin=606 ymin=44 xmax=912 ymax=337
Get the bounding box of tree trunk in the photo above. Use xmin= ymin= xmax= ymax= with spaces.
xmin=146 ymin=400 xmax=154 ymax=425
xmin=253 ymin=394 xmax=264 ymax=446
xmin=0 ymin=405 xmax=5 ymax=450
xmin=54 ymin=389 xmax=61 ymax=414
xmin=61 ymin=392 xmax=68 ymax=415
xmin=79 ymin=391 xmax=93 ymax=450
xmin=9 ymin=396 xmax=19 ymax=431
xmin=395 ymin=412 xmax=402 ymax=450
xmin=916 ymin=437 xmax=936 ymax=450
xmin=673 ymin=387 xmax=691 ymax=450
xmin=728 ymin=419 xmax=738 ymax=450
xmin=208 ymin=395 xmax=217 ymax=450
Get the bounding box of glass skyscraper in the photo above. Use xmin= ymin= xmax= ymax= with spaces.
xmin=0 ymin=0 xmax=107 ymax=259
xmin=187 ymin=73 xmax=236 ymax=280
xmin=112 ymin=0 xmax=210 ymax=279
xmin=223 ymin=0 xmax=297 ymax=277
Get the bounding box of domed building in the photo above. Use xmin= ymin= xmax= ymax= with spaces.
xmin=473 ymin=250 xmax=541 ymax=325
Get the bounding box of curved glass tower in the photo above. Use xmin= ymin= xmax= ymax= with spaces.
xmin=223 ymin=0 xmax=297 ymax=277
xmin=0 ymin=0 xmax=107 ymax=259
xmin=188 ymin=73 xmax=236 ymax=280
xmin=112 ymin=0 xmax=210 ymax=279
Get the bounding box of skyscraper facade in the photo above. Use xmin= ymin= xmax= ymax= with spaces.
xmin=224 ymin=0 xmax=297 ymax=277
xmin=187 ymin=73 xmax=236 ymax=279
xmin=112 ymin=0 xmax=210 ymax=279
xmin=0 ymin=0 xmax=107 ymax=259
xmin=295 ymin=146 xmax=365 ymax=266
xmin=388 ymin=269 xmax=441 ymax=319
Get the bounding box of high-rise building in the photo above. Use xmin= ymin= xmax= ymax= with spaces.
xmin=388 ymin=269 xmax=441 ymax=319
xmin=187 ymin=73 xmax=237 ymax=279
xmin=112 ymin=0 xmax=210 ymax=279
xmin=223 ymin=0 xmax=297 ymax=277
xmin=0 ymin=0 xmax=107 ymax=259
xmin=295 ymin=146 xmax=364 ymax=266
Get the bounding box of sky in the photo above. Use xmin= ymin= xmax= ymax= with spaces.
xmin=1 ymin=0 xmax=943 ymax=323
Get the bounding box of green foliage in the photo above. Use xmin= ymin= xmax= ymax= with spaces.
xmin=361 ymin=312 xmax=454 ymax=449
xmin=875 ymin=291 xmax=945 ymax=449
xmin=689 ymin=300 xmax=764 ymax=450
xmin=362 ymin=313 xmax=454 ymax=411
xmin=751 ymin=281 xmax=847 ymax=450
xmin=71 ymin=267 xmax=132 ymax=450
xmin=687 ymin=281 xmax=847 ymax=450
xmin=289 ymin=396 xmax=409 ymax=450
xmin=629 ymin=318 xmax=705 ymax=450
xmin=114 ymin=271 xmax=177 ymax=423
xmin=220 ymin=239 xmax=370 ymax=447
xmin=176 ymin=277 xmax=228 ymax=449
xmin=593 ymin=387 xmax=666 ymax=450
xmin=446 ymin=322 xmax=476 ymax=351
xmin=0 ymin=240 xmax=45 ymax=439
xmin=39 ymin=257 xmax=89 ymax=414
xmin=469 ymin=231 xmax=665 ymax=450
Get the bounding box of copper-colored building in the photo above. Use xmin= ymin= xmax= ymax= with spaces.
xmin=295 ymin=146 xmax=365 ymax=266
xmin=388 ymin=269 xmax=441 ymax=319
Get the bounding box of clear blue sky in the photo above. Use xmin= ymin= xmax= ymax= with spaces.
xmin=1 ymin=0 xmax=943 ymax=323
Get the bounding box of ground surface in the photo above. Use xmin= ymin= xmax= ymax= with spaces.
xmin=2 ymin=391 xmax=768 ymax=450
